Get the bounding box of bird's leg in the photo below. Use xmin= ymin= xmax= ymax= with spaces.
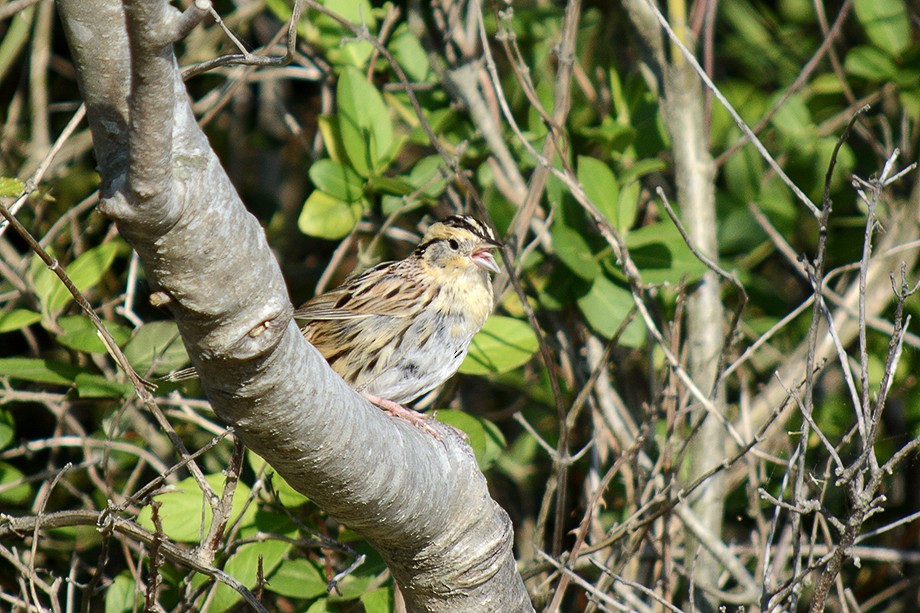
xmin=363 ymin=393 xmax=442 ymax=440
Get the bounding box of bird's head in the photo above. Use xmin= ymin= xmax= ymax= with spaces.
xmin=414 ymin=215 xmax=502 ymax=275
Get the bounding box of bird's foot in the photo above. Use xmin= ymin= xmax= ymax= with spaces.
xmin=363 ymin=394 xmax=442 ymax=440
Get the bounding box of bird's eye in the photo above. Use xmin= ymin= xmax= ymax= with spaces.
xmin=448 ymin=239 xmax=459 ymax=250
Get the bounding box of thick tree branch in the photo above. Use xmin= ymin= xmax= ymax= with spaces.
xmin=54 ymin=0 xmax=532 ymax=609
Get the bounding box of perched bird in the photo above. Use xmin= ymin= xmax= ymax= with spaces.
xmin=167 ymin=216 xmax=501 ymax=435
xmin=295 ymin=215 xmax=502 ymax=434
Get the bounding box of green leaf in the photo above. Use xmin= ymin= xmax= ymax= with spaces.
xmin=769 ymin=93 xmax=814 ymax=144
xmin=312 ymin=0 xmax=376 ymax=68
xmin=44 ymin=242 xmax=121 ymax=314
xmin=622 ymin=223 xmax=708 ymax=285
xmin=74 ymin=373 xmax=133 ymax=398
xmin=317 ymin=114 xmax=347 ymax=164
xmin=55 ymin=315 xmax=132 ymax=354
xmin=845 ymin=45 xmax=898 ymax=81
xmin=0 ymin=177 xmax=24 ymax=197
xmin=104 ymin=573 xmax=139 ymax=613
xmin=0 ymin=461 xmax=31 ymax=504
xmin=137 ymin=474 xmax=257 ymax=543
xmin=298 ymin=190 xmax=363 ymax=240
xmin=899 ymin=89 xmax=920 ymax=121
xmin=0 ymin=409 xmax=14 ymax=449
xmin=337 ymin=67 xmax=394 ymax=177
xmin=407 ymin=155 xmax=449 ymax=198
xmin=460 ymin=316 xmax=538 ymax=375
xmin=616 ymin=181 xmax=640 ymax=234
xmin=309 ymin=159 xmax=365 ymax=203
xmin=306 ymin=600 xmax=333 ymax=613
xmin=579 ymin=116 xmax=636 ymax=152
xmin=325 ymin=561 xmax=378 ymax=600
xmin=724 ymin=142 xmax=763 ymax=200
xmin=390 ymin=31 xmax=430 ymax=82
xmin=365 ymin=174 xmax=413 ymax=196
xmin=577 ymin=156 xmax=620 ymax=229
xmin=320 ymin=0 xmax=376 ymax=31
xmin=853 ymin=0 xmax=910 ymax=57
xmin=265 ymin=558 xmax=328 ymax=599
xmin=360 ymin=587 xmax=393 ymax=613
xmin=264 ymin=0 xmax=291 ymax=21
xmin=0 ymin=309 xmax=41 ymax=333
xmin=0 ymin=6 xmax=34 ymax=85
xmin=551 ymin=222 xmax=601 ymax=281
xmin=0 ymin=357 xmax=82 ymax=385
xmin=435 ymin=410 xmax=505 ymax=471
xmin=211 ymin=540 xmax=290 ymax=612
xmin=576 ymin=275 xmax=645 ymax=347
xmin=30 ymin=248 xmax=56 ymax=306
xmin=618 ymin=158 xmax=668 ymax=185
xmin=123 ymin=321 xmax=189 ymax=376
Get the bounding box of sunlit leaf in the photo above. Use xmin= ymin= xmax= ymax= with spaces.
xmin=0 ymin=177 xmax=25 ymax=197
xmin=360 ymin=587 xmax=393 ymax=613
xmin=55 ymin=315 xmax=132 ymax=354
xmin=74 ymin=373 xmax=133 ymax=398
xmin=298 ymin=190 xmax=363 ymax=239
xmin=0 ymin=461 xmax=31 ymax=504
xmin=210 ymin=540 xmax=290 ymax=612
xmin=460 ymin=316 xmax=538 ymax=375
xmin=622 ymin=222 xmax=708 ymax=285
xmin=45 ymin=241 xmax=122 ymax=314
xmin=314 ymin=0 xmax=376 ymax=67
xmin=0 ymin=357 xmax=82 ymax=385
xmin=137 ymin=474 xmax=256 ymax=543
xmin=104 ymin=573 xmax=139 ymax=613
xmin=845 ymin=45 xmax=898 ymax=81
xmin=576 ymin=275 xmax=644 ymax=347
xmin=551 ymin=221 xmax=601 ymax=281
xmin=578 ymin=155 xmax=621 ymax=231
xmin=309 ymin=159 xmax=365 ymax=203
xmin=0 ymin=409 xmax=13 ymax=449
xmin=123 ymin=321 xmax=189 ymax=376
xmin=390 ymin=31 xmax=430 ymax=82
xmin=853 ymin=0 xmax=910 ymax=57
xmin=337 ymin=67 xmax=394 ymax=177
xmin=317 ymin=114 xmax=347 ymax=163
xmin=0 ymin=309 xmax=41 ymax=333
xmin=265 ymin=558 xmax=328 ymax=599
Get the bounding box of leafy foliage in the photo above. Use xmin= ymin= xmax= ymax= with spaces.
xmin=2 ymin=0 xmax=920 ymax=611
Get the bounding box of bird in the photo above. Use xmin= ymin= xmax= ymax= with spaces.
xmin=166 ymin=215 xmax=501 ymax=436
xmin=294 ymin=215 xmax=502 ymax=435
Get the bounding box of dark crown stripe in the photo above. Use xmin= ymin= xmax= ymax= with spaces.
xmin=414 ymin=240 xmax=435 ymax=256
xmin=441 ymin=215 xmax=500 ymax=245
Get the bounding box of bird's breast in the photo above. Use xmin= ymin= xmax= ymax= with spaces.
xmin=430 ymin=270 xmax=493 ymax=333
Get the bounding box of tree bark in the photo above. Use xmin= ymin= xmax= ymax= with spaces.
xmin=55 ymin=1 xmax=533 ymax=610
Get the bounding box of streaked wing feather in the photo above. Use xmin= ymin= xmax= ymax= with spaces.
xmin=293 ymin=262 xmax=421 ymax=321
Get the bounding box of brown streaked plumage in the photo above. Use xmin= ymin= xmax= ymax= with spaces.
xmin=167 ymin=216 xmax=501 ymax=436
xmin=294 ymin=216 xmax=501 ymax=432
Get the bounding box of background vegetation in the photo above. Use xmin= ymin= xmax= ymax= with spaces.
xmin=1 ymin=0 xmax=919 ymax=610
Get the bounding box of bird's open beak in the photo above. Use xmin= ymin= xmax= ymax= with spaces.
xmin=472 ymin=245 xmax=501 ymax=274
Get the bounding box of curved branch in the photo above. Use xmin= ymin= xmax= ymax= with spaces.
xmin=54 ymin=0 xmax=532 ymax=609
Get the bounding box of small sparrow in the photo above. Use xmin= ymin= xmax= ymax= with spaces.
xmin=295 ymin=215 xmax=502 ymax=435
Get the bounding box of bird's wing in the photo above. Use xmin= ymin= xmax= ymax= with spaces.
xmin=293 ymin=261 xmax=424 ymax=321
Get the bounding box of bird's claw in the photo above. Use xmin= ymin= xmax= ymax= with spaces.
xmin=364 ymin=394 xmax=442 ymax=440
